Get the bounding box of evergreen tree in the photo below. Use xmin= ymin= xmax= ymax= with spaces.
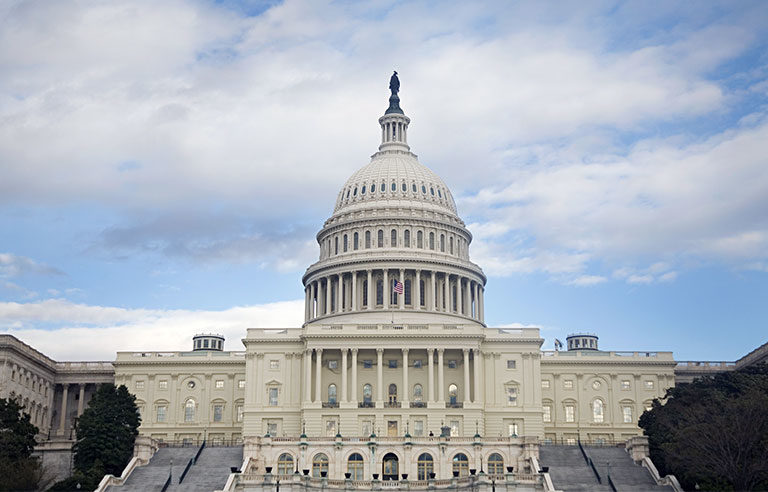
xmin=0 ymin=398 xmax=41 ymax=491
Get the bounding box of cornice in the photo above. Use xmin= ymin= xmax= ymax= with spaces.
xmin=540 ymin=359 xmax=677 ymax=367
xmin=303 ymin=257 xmax=486 ymax=284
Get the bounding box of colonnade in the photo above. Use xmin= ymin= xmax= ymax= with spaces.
xmin=55 ymin=382 xmax=89 ymax=436
xmin=304 ymin=269 xmax=484 ymax=323
xmin=303 ymin=347 xmax=483 ymax=407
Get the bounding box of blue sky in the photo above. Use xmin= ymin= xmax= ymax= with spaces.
xmin=1 ymin=0 xmax=767 ymax=361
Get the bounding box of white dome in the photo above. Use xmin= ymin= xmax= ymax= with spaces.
xmin=333 ymin=151 xmax=458 ymax=215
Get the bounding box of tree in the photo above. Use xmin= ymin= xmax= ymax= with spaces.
xmin=639 ymin=364 xmax=768 ymax=491
xmin=0 ymin=398 xmax=41 ymax=491
xmin=49 ymin=384 xmax=140 ymax=491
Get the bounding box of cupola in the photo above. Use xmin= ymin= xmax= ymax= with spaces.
xmin=192 ymin=333 xmax=225 ymax=351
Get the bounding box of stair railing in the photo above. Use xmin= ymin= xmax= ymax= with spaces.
xmin=607 ymin=473 xmax=617 ymax=492
xmin=194 ymin=439 xmax=206 ymax=464
xmin=578 ymin=439 xmax=602 ymax=484
xmin=160 ymin=471 xmax=172 ymax=492
xmin=179 ymin=457 xmax=194 ymax=484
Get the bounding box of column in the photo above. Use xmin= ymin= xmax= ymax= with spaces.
xmin=256 ymin=354 xmax=265 ymax=405
xmin=315 ymin=349 xmax=323 ymax=403
xmin=304 ymin=287 xmax=310 ymax=321
xmin=383 ymin=270 xmax=389 ymax=308
xmin=443 ymin=273 xmax=449 ymax=312
xmin=351 ymin=349 xmax=359 ymax=403
xmin=325 ymin=278 xmax=331 ymax=315
xmin=437 ymin=349 xmax=445 ymax=403
xmin=427 ymin=349 xmax=435 ymax=402
xmin=77 ymin=383 xmax=85 ymax=416
xmin=479 ymin=286 xmax=484 ymax=322
xmin=430 ymin=272 xmax=437 ymax=311
xmin=473 ymin=282 xmax=479 ymax=319
xmin=366 ymin=270 xmax=372 ymax=309
xmin=58 ymin=384 xmax=68 ymax=435
xmin=402 ymin=348 xmax=409 ymax=405
xmin=464 ymin=278 xmax=471 ymax=315
xmin=376 ymin=348 xmax=384 ymax=405
xmin=415 ymin=270 xmax=421 ymax=309
xmin=463 ymin=349 xmax=471 ymax=404
xmin=399 ymin=269 xmax=405 ymax=309
xmin=352 ymin=271 xmax=358 ymax=311
xmin=311 ymin=282 xmax=317 ymax=318
xmin=341 ymin=349 xmax=348 ymax=403
xmin=473 ymin=349 xmax=482 ymax=404
xmin=305 ymin=349 xmax=312 ymax=402
xmin=336 ymin=273 xmax=342 ymax=312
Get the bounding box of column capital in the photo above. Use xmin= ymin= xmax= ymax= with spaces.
xmin=427 ymin=348 xmax=435 ymax=355
xmin=402 ymin=348 xmax=409 ymax=355
xmin=437 ymin=348 xmax=445 ymax=354
xmin=256 ymin=353 xmax=265 ymax=359
xmin=463 ymin=348 xmax=470 ymax=355
xmin=316 ymin=348 xmax=323 ymax=355
xmin=376 ymin=347 xmax=384 ymax=354
xmin=351 ymin=348 xmax=359 ymax=354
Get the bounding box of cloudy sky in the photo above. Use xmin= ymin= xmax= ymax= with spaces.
xmin=1 ymin=0 xmax=767 ymax=361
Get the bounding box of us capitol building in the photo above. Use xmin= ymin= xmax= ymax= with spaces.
xmin=3 ymin=74 xmax=766 ymax=491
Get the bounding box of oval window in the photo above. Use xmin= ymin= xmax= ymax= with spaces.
xmin=401 ymin=182 xmax=407 ymax=192
xmin=421 ymin=185 xmax=426 ymax=194
xmin=371 ymin=183 xmax=376 ymax=192
xmin=430 ymin=187 xmax=435 ymax=195
xmin=346 ymin=189 xmax=350 ymax=199
xmin=412 ymin=183 xmax=417 ymax=192
xmin=391 ymin=182 xmax=396 ymax=192
xmin=438 ymin=189 xmax=442 ymax=197
xmin=361 ymin=185 xmax=366 ymax=195
xmin=353 ymin=187 xmax=357 ymax=196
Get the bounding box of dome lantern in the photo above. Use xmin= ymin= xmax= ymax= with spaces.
xmin=378 ymin=71 xmax=410 ymax=152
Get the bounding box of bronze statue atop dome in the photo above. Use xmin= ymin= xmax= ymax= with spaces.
xmin=385 ymin=71 xmax=403 ymax=115
xmin=389 ymin=71 xmax=400 ymax=96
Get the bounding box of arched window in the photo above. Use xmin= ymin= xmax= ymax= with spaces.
xmin=440 ymin=234 xmax=445 ymax=252
xmin=184 ymin=398 xmax=195 ymax=422
xmin=448 ymin=384 xmax=458 ymax=406
xmin=334 ymin=236 xmax=339 ymax=255
xmin=452 ymin=453 xmax=469 ymax=477
xmin=401 ymin=182 xmax=407 ymax=192
xmin=417 ymin=453 xmax=434 ymax=480
xmin=391 ymin=229 xmax=397 ymax=247
xmin=377 ymin=229 xmax=384 ymax=247
xmin=328 ymin=384 xmax=337 ymax=404
xmin=404 ymin=230 xmax=410 ymax=247
xmin=348 ymin=453 xmax=364 ymax=480
xmin=277 ymin=453 xmax=294 ymax=475
xmin=343 ymin=234 xmax=348 ymax=252
xmin=412 ymin=183 xmax=417 ymax=193
xmin=354 ymin=232 xmax=359 ymax=250
xmin=487 ymin=453 xmax=504 ymax=476
xmin=362 ymin=280 xmax=368 ymax=307
xmin=376 ymin=279 xmax=383 ymax=305
xmin=593 ymin=399 xmax=604 ymax=423
xmin=449 ymin=236 xmax=454 ymax=254
xmin=391 ymin=182 xmax=396 ymax=192
xmin=429 ymin=232 xmax=435 ymax=250
xmin=312 ymin=453 xmax=329 ymax=477
xmin=404 ymin=279 xmax=411 ymax=305
xmin=382 ymin=453 xmax=398 ymax=480
xmin=365 ymin=231 xmax=371 ymax=248
xmin=413 ymin=384 xmax=423 ymax=402
xmin=363 ymin=384 xmax=373 ymax=404
xmin=371 ymin=183 xmax=376 ymax=193
xmin=388 ymin=384 xmax=397 ymax=404
xmin=419 ymin=280 xmax=425 ymax=306
xmin=417 ymin=230 xmax=423 ymax=248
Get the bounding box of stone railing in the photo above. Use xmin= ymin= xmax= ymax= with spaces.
xmin=675 ymin=360 xmax=736 ymax=370
xmin=55 ymin=361 xmax=114 ymax=372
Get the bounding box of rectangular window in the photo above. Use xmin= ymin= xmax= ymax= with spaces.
xmin=507 ymin=360 xmax=516 ymax=369
xmin=362 ymin=420 xmax=372 ymax=437
xmin=565 ymin=405 xmax=575 ymax=422
xmin=623 ymin=406 xmax=633 ymax=423
xmin=413 ymin=359 xmax=422 ymax=369
xmin=507 ymin=386 xmax=518 ymax=406
xmin=213 ymin=404 xmax=223 ymax=422
xmin=328 ymin=360 xmax=338 ymax=369
xmin=507 ymin=423 xmax=518 ymax=436
xmin=541 ymin=380 xmax=550 ymax=389
xmin=270 ymin=360 xmax=280 ymax=370
xmin=645 ymin=380 xmax=655 ymax=390
xmin=543 ymin=405 xmax=552 ymax=422
xmin=566 ymin=438 xmax=577 ymax=445
xmin=448 ymin=360 xmax=457 ymax=369
xmin=156 ymin=405 xmax=167 ymax=422
xmin=363 ymin=360 xmax=373 ymax=369
xmin=388 ymin=360 xmax=397 ymax=369
xmin=563 ymin=380 xmax=574 ymax=389
xmin=267 ymin=422 xmax=278 ymax=436
xmin=269 ymin=388 xmax=278 ymax=406
xmin=450 ymin=420 xmax=460 ymax=436
xmin=326 ymin=419 xmax=338 ymax=437
xmin=413 ymin=420 xmax=424 ymax=436
xmin=158 ymin=380 xmax=168 ymax=390
xmin=135 ymin=381 xmax=145 ymax=390
xmin=215 ymin=380 xmax=224 ymax=389
xmin=238 ymin=380 xmax=246 ymax=389
xmin=621 ymin=380 xmax=631 ymax=390
xmin=236 ymin=405 xmax=244 ymax=422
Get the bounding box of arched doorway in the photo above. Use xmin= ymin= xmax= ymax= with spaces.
xmin=382 ymin=452 xmax=399 ymax=480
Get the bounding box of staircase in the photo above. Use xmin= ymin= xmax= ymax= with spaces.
xmin=539 ymin=445 xmax=672 ymax=491
xmin=108 ymin=446 xmax=242 ymax=492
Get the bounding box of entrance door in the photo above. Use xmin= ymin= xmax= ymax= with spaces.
xmin=382 ymin=452 xmax=399 ymax=480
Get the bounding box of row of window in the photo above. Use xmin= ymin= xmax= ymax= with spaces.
xmin=326 ymin=357 xmax=464 ymax=370
xmin=324 ymin=229 xmax=466 ymax=259
xmin=337 ymin=179 xmax=453 ymax=210
xmin=8 ymin=368 xmax=49 ymax=396
xmin=541 ymin=379 xmax=656 ymax=390
xmin=275 ymin=452 xmax=505 ymax=479
xmin=134 ymin=379 xmax=247 ymax=391
xmin=144 ymin=399 xmax=245 ymax=423
xmin=193 ymin=338 xmax=223 ymax=350
xmin=541 ymin=400 xmax=653 ymax=424
xmin=6 ymin=393 xmax=48 ymax=427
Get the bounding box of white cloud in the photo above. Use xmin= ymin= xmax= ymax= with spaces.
xmin=568 ymin=275 xmax=608 ymax=287
xmin=1 ymin=298 xmax=305 ymax=360
xmin=0 ymin=253 xmax=64 ymax=278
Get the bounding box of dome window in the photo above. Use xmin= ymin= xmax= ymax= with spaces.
xmin=401 ymin=182 xmax=406 ymax=192
xmin=430 ymin=187 xmax=435 ymax=195
xmin=361 ymin=185 xmax=366 ymax=195
xmin=371 ymin=183 xmax=376 ymax=192
xmin=346 ymin=189 xmax=350 ymax=199
xmin=412 ymin=183 xmax=417 ymax=192
xmin=421 ymin=185 xmax=426 ymax=194
xmin=391 ymin=182 xmax=396 ymax=192
xmin=438 ymin=189 xmax=442 ymax=198
xmin=353 ymin=187 xmax=357 ymax=196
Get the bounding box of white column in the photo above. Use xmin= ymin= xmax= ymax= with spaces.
xmin=383 ymin=270 xmax=389 ymax=308
xmin=376 ymin=348 xmax=384 ymax=405
xmin=311 ymin=282 xmax=317 ymax=318
xmin=464 ymin=278 xmax=471 ymax=315
xmin=399 ymin=269 xmax=405 ymax=309
xmin=315 ymin=348 xmax=323 ymax=403
xmin=479 ymin=286 xmax=485 ymax=322
xmin=341 ymin=349 xmax=348 ymax=402
xmin=336 ymin=274 xmax=342 ymax=312
xmin=427 ymin=349 xmax=435 ymax=402
xmin=473 ymin=349 xmax=482 ymax=404
xmin=305 ymin=349 xmax=312 ymax=402
xmin=325 ymin=278 xmax=331 ymax=315
xmin=415 ymin=270 xmax=421 ymax=309
xmin=58 ymin=384 xmax=68 ymax=435
xmin=430 ymin=272 xmax=436 ymax=311
xmin=352 ymin=271 xmax=358 ymax=311
xmin=366 ymin=270 xmax=372 ymax=309
xmin=443 ymin=273 xmax=449 ymax=312
xmin=351 ymin=349 xmax=358 ymax=403
xmin=437 ymin=349 xmax=445 ymax=403
xmin=473 ymin=282 xmax=479 ymax=319
xmin=402 ymin=348 xmax=409 ymax=405
xmin=304 ymin=287 xmax=309 ymax=321
xmin=77 ymin=383 xmax=86 ymax=416
xmin=463 ymin=349 xmax=471 ymax=404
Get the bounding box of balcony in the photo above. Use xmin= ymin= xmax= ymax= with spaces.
xmin=410 ymin=401 xmax=426 ymax=408
xmin=358 ymin=401 xmax=374 ymax=408
xmin=447 ymin=402 xmax=463 ymax=409
xmin=384 ymin=401 xmax=401 ymax=408
xmin=322 ymin=401 xmax=339 ymax=408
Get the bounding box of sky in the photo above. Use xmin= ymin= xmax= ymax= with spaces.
xmin=1 ymin=0 xmax=767 ymax=361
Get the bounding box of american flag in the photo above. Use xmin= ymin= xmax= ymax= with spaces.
xmin=393 ymin=280 xmax=404 ymax=294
